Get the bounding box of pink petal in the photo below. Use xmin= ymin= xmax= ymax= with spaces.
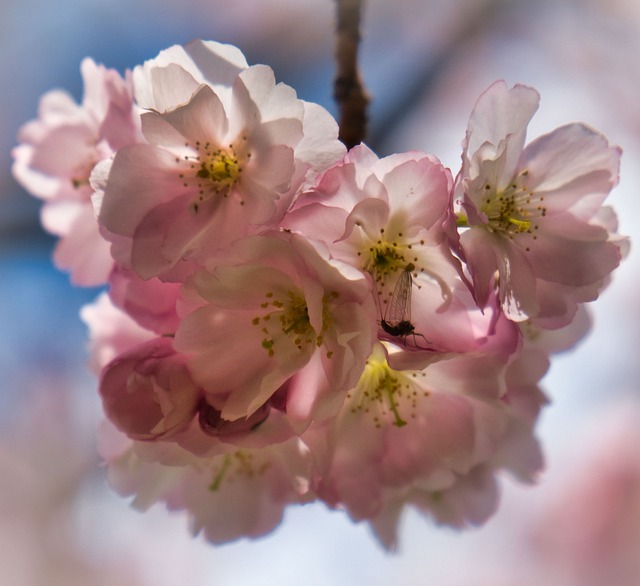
xmin=465 ymin=81 xmax=540 ymax=181
xmin=100 ymin=144 xmax=185 ymax=236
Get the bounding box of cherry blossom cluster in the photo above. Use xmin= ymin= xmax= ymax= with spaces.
xmin=13 ymin=40 xmax=627 ymax=547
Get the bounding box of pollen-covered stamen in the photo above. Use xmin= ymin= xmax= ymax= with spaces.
xmin=481 ymin=169 xmax=547 ymax=244
xmin=280 ymin=292 xmax=310 ymax=335
xmin=347 ymin=351 xmax=429 ymax=428
xmin=253 ymin=290 xmax=336 ymax=356
xmin=356 ymin=227 xmax=429 ymax=312
xmin=197 ymin=148 xmax=241 ymax=184
xmin=208 ymin=450 xmax=271 ymax=492
xmin=359 ymin=227 xmax=426 ymax=285
xmin=177 ymin=138 xmax=251 ymax=213
xmin=363 ymin=241 xmax=407 ymax=281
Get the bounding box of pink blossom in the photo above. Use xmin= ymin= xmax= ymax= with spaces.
xmin=102 ymin=429 xmax=312 ymax=544
xmin=368 ymin=464 xmax=502 ymax=550
xmin=108 ymin=266 xmax=182 ymax=335
xmin=285 ymin=145 xmax=457 ymax=288
xmin=173 ymin=231 xmax=378 ymax=426
xmin=99 ymin=336 xmax=201 ymax=441
xmin=98 ymin=42 xmax=345 ymax=280
xmin=456 ymin=81 xmax=624 ymax=325
xmin=167 ymin=440 xmax=313 ymax=543
xmin=12 ymin=58 xmax=140 ymax=285
xmin=284 ymin=145 xmax=508 ymax=354
xmin=132 ymin=39 xmax=345 ymax=185
xmin=162 ymin=379 xmax=299 ymax=458
xmin=15 ymin=37 xmax=631 ymax=552
xmin=303 ymin=342 xmax=543 ymax=547
xmin=132 ymin=40 xmax=249 ymax=113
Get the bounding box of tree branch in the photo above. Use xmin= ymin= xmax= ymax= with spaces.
xmin=334 ymin=0 xmax=369 ymax=149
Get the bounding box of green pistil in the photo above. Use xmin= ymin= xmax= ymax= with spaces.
xmin=383 ymin=375 xmax=408 ymax=428
xmin=480 ymin=171 xmax=546 ymax=241
xmin=208 ymin=451 xmax=269 ymax=492
xmin=209 ymin=455 xmax=231 ymax=492
xmin=280 ymin=295 xmax=311 ymax=335
xmin=505 ymin=216 xmax=531 ymax=232
xmin=349 ymin=353 xmax=428 ymax=428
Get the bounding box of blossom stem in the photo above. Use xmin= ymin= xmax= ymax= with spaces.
xmin=334 ymin=0 xmax=369 ymax=149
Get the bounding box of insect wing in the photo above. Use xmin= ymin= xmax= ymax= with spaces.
xmin=384 ymin=267 xmax=413 ymax=326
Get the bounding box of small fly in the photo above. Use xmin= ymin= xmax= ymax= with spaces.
xmin=380 ymin=263 xmax=429 ymax=349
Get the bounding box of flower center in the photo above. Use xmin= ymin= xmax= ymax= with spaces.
xmin=253 ymin=290 xmax=336 ymax=358
xmin=480 ymin=170 xmax=547 ymax=244
xmin=347 ymin=346 xmax=428 ymax=428
xmin=208 ymin=450 xmax=270 ymax=492
xmin=196 ymin=148 xmax=241 ymax=186
xmin=355 ymin=227 xmax=429 ymax=314
xmin=280 ymin=293 xmax=311 ymax=335
xmin=360 ymin=227 xmax=423 ymax=277
xmin=364 ymin=241 xmax=409 ymax=279
xmin=178 ymin=139 xmax=250 ymax=213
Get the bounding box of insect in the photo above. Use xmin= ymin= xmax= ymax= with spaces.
xmin=380 ymin=262 xmax=430 ymax=349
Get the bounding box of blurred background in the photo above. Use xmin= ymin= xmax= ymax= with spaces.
xmin=2 ymin=0 xmax=640 ymax=584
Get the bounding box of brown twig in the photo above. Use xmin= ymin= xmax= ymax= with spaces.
xmin=334 ymin=0 xmax=369 ymax=149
